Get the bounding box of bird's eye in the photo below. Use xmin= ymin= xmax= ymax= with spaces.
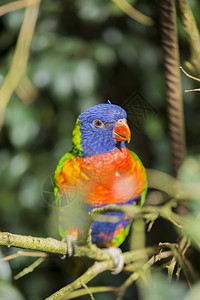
xmin=93 ymin=119 xmax=104 ymax=128
xmin=117 ymin=119 xmax=125 ymax=125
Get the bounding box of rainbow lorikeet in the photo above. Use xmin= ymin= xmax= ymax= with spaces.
xmin=54 ymin=103 xmax=147 ymax=273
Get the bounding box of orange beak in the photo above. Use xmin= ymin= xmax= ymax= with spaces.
xmin=113 ymin=120 xmax=131 ymax=143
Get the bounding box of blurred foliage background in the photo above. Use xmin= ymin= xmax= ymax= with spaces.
xmin=0 ymin=0 xmax=200 ymax=299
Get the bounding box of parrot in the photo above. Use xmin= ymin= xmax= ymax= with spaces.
xmin=54 ymin=103 xmax=147 ymax=274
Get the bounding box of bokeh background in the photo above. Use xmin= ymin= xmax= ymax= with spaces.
xmin=0 ymin=0 xmax=200 ymax=299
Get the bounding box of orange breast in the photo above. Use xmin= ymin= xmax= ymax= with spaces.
xmin=55 ymin=148 xmax=146 ymax=206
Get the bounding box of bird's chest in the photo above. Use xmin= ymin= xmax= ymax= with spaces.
xmin=60 ymin=148 xmax=144 ymax=206
xmin=81 ymin=148 xmax=132 ymax=183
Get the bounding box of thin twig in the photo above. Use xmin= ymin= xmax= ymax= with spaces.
xmin=167 ymin=256 xmax=177 ymax=280
xmin=90 ymin=200 xmax=184 ymax=230
xmin=112 ymin=0 xmax=154 ymax=26
xmin=180 ymin=66 xmax=200 ymax=82
xmin=1 ymin=250 xmax=48 ymax=261
xmin=116 ymin=250 xmax=173 ymax=299
xmin=185 ymin=88 xmax=200 ymax=93
xmin=45 ymin=260 xmax=113 ymax=300
xmin=180 ymin=66 xmax=200 ymax=92
xmin=81 ymin=281 xmax=95 ymax=300
xmin=62 ymin=286 xmax=116 ymax=300
xmin=14 ymin=257 xmax=46 ymax=280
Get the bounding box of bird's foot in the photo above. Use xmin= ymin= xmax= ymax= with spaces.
xmin=104 ymin=247 xmax=124 ymax=274
xmin=61 ymin=235 xmax=77 ymax=258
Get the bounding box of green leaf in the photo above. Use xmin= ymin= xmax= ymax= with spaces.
xmin=0 ymin=251 xmax=11 ymax=282
xmin=0 ymin=281 xmax=25 ymax=300
xmin=139 ymin=273 xmax=187 ymax=300
xmin=184 ymin=281 xmax=200 ymax=300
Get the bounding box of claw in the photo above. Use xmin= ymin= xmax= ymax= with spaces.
xmin=62 ymin=235 xmax=77 ymax=257
xmin=104 ymin=247 xmax=124 ymax=274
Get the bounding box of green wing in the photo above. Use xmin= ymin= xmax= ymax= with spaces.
xmin=54 ymin=152 xmax=73 ymax=207
xmin=54 ymin=152 xmax=88 ymax=238
xmin=128 ymin=149 xmax=148 ymax=206
xmin=54 ymin=152 xmax=76 ymax=238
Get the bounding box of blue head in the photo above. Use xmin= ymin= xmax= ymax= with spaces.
xmin=72 ymin=103 xmax=131 ymax=157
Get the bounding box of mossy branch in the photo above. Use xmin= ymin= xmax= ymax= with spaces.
xmin=0 ymin=232 xmax=67 ymax=255
xmin=0 ymin=231 xmax=155 ymax=262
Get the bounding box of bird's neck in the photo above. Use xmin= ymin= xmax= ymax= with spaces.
xmin=71 ymin=141 xmax=125 ymax=158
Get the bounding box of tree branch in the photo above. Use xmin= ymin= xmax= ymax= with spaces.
xmin=0 ymin=231 xmax=154 ymax=263
xmin=46 ymin=250 xmax=173 ymax=300
xmin=14 ymin=257 xmax=46 ymax=280
xmin=61 ymin=286 xmax=116 ymax=300
xmin=176 ymin=0 xmax=200 ymax=75
xmin=0 ymin=0 xmax=39 ymax=16
xmin=1 ymin=250 xmax=48 ymax=261
xmin=112 ymin=0 xmax=154 ymax=26
xmin=0 ymin=232 xmax=67 ymax=255
xmin=0 ymin=1 xmax=40 ymax=130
